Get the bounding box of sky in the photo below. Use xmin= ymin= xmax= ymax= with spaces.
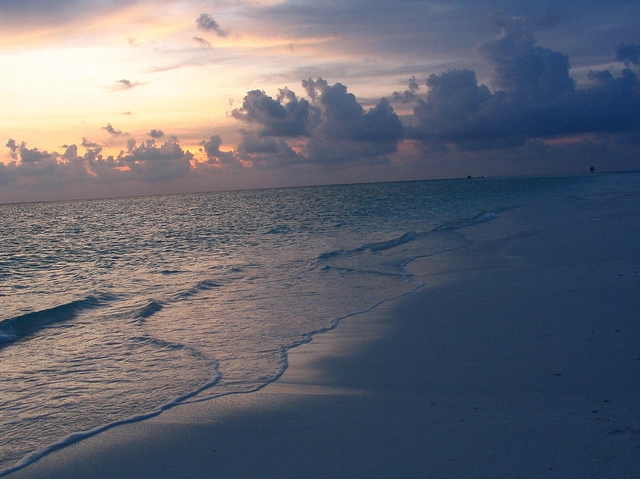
xmin=0 ymin=0 xmax=638 ymax=203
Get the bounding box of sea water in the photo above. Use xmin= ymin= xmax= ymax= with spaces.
xmin=0 ymin=173 xmax=636 ymax=474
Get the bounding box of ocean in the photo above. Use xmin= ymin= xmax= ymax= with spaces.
xmin=0 ymin=173 xmax=637 ymax=475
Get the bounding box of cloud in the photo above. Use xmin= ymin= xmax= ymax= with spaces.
xmin=230 ymin=79 xmax=404 ymax=166
xmin=2 ymin=139 xmax=95 ymax=190
xmin=616 ymin=43 xmax=640 ymax=66
xmin=476 ymin=14 xmax=575 ymax=99
xmin=193 ymin=36 xmax=211 ymax=48
xmin=237 ymin=135 xmax=301 ymax=169
xmin=231 ymin=88 xmax=319 ymax=137
xmin=1 ymin=5 xmax=638 ymax=201
xmin=199 ymin=135 xmax=242 ymax=168
xmin=305 ymin=79 xmax=404 ymax=149
xmin=2 ymin=132 xmax=243 ymax=199
xmin=111 ymin=79 xmax=143 ymax=91
xmin=103 ymin=123 xmax=127 ymax=136
xmin=196 ymin=13 xmax=227 ymax=37
xmin=408 ymin=18 xmax=639 ymax=151
xmin=63 ymin=144 xmax=78 ymax=160
xmin=116 ymin=137 xmax=193 ymax=182
xmin=5 ymin=139 xmax=66 ymax=167
xmin=2 ymin=134 xmax=206 ymax=195
xmin=5 ymin=139 xmax=20 ymax=160
xmin=392 ymin=76 xmax=420 ymax=104
xmin=81 ymin=138 xmax=101 ymax=148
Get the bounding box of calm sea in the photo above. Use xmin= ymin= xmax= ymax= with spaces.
xmin=0 ymin=173 xmax=636 ymax=474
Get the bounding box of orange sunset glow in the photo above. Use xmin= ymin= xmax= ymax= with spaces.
xmin=0 ymin=1 xmax=638 ymax=203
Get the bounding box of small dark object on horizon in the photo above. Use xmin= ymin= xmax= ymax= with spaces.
xmin=590 ymin=166 xmax=595 ymax=173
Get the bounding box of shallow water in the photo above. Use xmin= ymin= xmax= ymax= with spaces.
xmin=0 ymin=173 xmax=636 ymax=474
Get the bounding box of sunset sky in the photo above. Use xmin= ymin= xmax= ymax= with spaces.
xmin=0 ymin=0 xmax=638 ymax=203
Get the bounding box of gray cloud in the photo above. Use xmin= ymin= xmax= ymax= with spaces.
xmin=103 ymin=123 xmax=127 ymax=136
xmin=408 ymin=19 xmax=639 ymax=151
xmin=6 ymin=140 xmax=57 ymax=164
xmin=3 ymin=132 xmax=234 ymax=196
xmin=117 ymin=137 xmax=193 ymax=182
xmin=231 ymin=79 xmax=404 ymax=166
xmin=307 ymin=79 xmax=404 ymax=146
xmin=196 ymin=13 xmax=227 ymax=37
xmin=2 ymin=139 xmax=95 ymax=190
xmin=193 ymin=36 xmax=211 ymax=48
xmin=199 ymin=135 xmax=242 ymax=168
xmin=148 ymin=129 xmax=164 ymax=138
xmin=111 ymin=79 xmax=143 ymax=92
xmin=5 ymin=139 xmax=20 ymax=160
xmin=62 ymin=144 xmax=78 ymax=160
xmin=476 ymin=14 xmax=575 ymax=99
xmin=392 ymin=76 xmax=420 ymax=104
xmin=231 ymin=88 xmax=319 ymax=137
xmin=237 ymin=135 xmax=301 ymax=169
xmin=81 ymin=138 xmax=101 ymax=148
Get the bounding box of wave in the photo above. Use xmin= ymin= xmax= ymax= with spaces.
xmin=0 ymin=293 xmax=115 ymax=348
xmin=315 ymin=210 xmax=500 ymax=266
xmin=432 ymin=210 xmax=502 ymax=233
xmin=131 ymin=279 xmax=220 ymax=325
xmin=0 ymin=207 xmax=503 ymax=476
xmin=173 ymin=279 xmax=220 ymax=300
xmin=264 ymin=225 xmax=290 ymax=235
xmin=361 ymin=231 xmax=415 ymax=252
xmin=131 ymin=300 xmax=164 ymax=324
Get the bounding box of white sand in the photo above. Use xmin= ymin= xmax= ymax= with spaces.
xmin=8 ymin=180 xmax=639 ymax=478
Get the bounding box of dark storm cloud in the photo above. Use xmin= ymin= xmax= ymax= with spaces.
xmin=196 ymin=13 xmax=227 ymax=37
xmin=408 ymin=18 xmax=640 ymax=151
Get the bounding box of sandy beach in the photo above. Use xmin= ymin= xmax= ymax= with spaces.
xmin=8 ymin=178 xmax=639 ymax=478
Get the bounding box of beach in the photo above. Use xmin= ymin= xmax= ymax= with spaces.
xmin=7 ymin=177 xmax=640 ymax=478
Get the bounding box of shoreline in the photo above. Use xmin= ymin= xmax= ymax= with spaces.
xmin=7 ymin=178 xmax=640 ymax=478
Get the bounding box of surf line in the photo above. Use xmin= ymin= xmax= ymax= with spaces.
xmin=183 ymin=279 xmax=427 ymax=406
xmin=0 ymin=368 xmax=222 ymax=478
xmin=2 ymin=274 xmax=432 ymax=477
